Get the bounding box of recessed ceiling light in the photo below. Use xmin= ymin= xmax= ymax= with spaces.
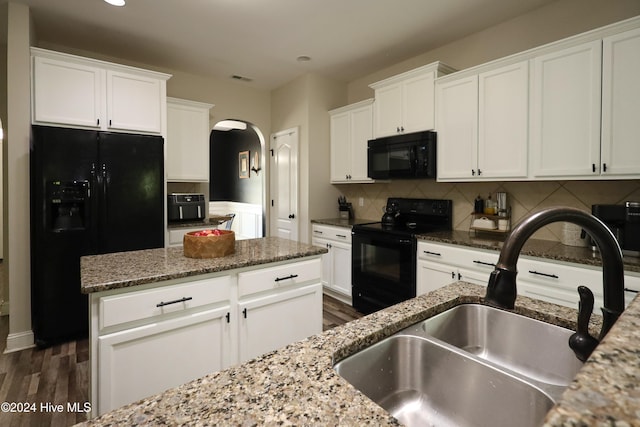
xmin=104 ymin=0 xmax=125 ymax=6
xmin=297 ymin=56 xmax=312 ymax=62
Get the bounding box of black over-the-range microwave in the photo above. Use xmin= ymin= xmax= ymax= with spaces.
xmin=367 ymin=130 xmax=436 ymax=179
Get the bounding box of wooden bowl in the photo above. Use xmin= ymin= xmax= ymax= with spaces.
xmin=183 ymin=230 xmax=235 ymax=258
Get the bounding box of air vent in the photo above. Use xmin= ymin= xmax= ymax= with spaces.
xmin=231 ymin=74 xmax=253 ymax=82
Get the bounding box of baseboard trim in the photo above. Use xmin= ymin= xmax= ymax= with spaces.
xmin=4 ymin=329 xmax=35 ymax=354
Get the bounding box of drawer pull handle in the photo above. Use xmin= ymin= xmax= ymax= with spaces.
xmin=473 ymin=260 xmax=496 ymax=267
xmin=275 ymin=274 xmax=299 ymax=282
xmin=528 ymin=270 xmax=559 ymax=279
xmin=226 ymin=312 xmax=230 ymax=323
xmin=243 ymin=308 xmax=248 ymax=318
xmin=423 ymin=251 xmax=441 ymax=257
xmin=336 ymin=234 xmax=347 ymax=238
xmin=156 ymin=296 xmax=193 ymax=308
xmin=625 ymin=288 xmax=639 ymax=294
xmin=314 ymin=230 xmax=323 ymax=234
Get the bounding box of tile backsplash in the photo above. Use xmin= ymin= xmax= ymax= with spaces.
xmin=336 ymin=180 xmax=640 ymax=242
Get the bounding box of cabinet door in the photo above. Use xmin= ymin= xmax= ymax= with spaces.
xmin=97 ymin=305 xmax=232 ymax=415
xmin=530 ymin=41 xmax=602 ymax=178
xmin=166 ymin=99 xmax=211 ymax=181
xmin=330 ymin=240 xmax=352 ymax=297
xmin=312 ymin=237 xmax=332 ymax=288
xmin=601 ymin=28 xmax=640 ymax=177
xmin=373 ymin=83 xmax=403 ymax=137
xmin=330 ymin=111 xmax=351 ymax=182
xmin=416 ymin=260 xmax=456 ymax=296
xmin=32 ymin=56 xmax=103 ymax=128
xmin=478 ymin=62 xmax=529 ymax=179
xmin=238 ymin=283 xmax=322 ymax=363
xmin=349 ymin=104 xmax=374 ymax=181
xmin=435 ymin=76 xmax=478 ymax=180
xmin=107 ymin=70 xmax=163 ymax=134
xmin=402 ymin=71 xmax=436 ymax=133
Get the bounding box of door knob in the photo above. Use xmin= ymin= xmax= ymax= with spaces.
xmin=288 ymin=214 xmax=295 ymax=219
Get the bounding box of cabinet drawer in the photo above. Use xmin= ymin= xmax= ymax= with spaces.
xmin=417 ymin=241 xmax=498 ymax=271
xmin=312 ymin=224 xmax=352 ymax=243
xmin=100 ymin=276 xmax=231 ymax=330
xmin=238 ymin=258 xmax=321 ymax=298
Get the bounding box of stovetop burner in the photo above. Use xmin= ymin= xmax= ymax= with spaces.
xmin=353 ymin=197 xmax=453 ymax=237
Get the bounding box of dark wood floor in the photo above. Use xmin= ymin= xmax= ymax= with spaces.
xmin=0 ymin=294 xmax=362 ymax=426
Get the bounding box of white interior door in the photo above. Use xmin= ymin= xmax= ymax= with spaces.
xmin=270 ymin=128 xmax=299 ymax=241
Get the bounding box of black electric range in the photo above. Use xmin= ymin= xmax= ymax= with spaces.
xmin=351 ymin=197 xmax=452 ymax=314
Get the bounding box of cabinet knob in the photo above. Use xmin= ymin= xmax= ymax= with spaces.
xmin=477 ymin=169 xmax=482 ymax=176
xmin=603 ymin=163 xmax=608 ymax=172
xmin=471 ymin=169 xmax=476 ymax=176
xmin=288 ymin=214 xmax=295 ymax=219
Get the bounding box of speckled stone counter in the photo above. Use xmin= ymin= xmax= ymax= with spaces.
xmin=78 ymin=281 xmax=640 ymax=426
xmin=80 ymin=237 xmax=327 ymax=293
xmin=311 ymin=217 xmax=378 ymax=227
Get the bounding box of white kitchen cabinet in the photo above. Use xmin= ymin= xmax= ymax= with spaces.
xmin=312 ymin=224 xmax=352 ymax=301
xmin=329 ymin=99 xmax=374 ymax=183
xmin=436 ymin=61 xmax=528 ymax=181
xmin=418 ymin=240 xmax=640 ymax=315
xmin=31 ymin=47 xmax=170 ymax=134
xmin=370 ymin=62 xmax=455 ymax=138
xmin=166 ymin=97 xmax=214 ymax=181
xmin=530 ymin=41 xmax=602 ymax=178
xmin=238 ymin=282 xmax=322 ymax=363
xmin=92 ymin=275 xmax=233 ymax=415
xmin=106 ymin=70 xmax=165 ymax=134
xmin=237 ymin=258 xmax=322 ymax=363
xmin=32 ymin=54 xmax=103 ymax=128
xmin=416 ymin=241 xmax=498 ymax=295
xmin=600 ymin=27 xmax=640 ymax=178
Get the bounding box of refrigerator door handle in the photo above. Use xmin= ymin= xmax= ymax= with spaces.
xmin=101 ymin=163 xmax=108 ymax=231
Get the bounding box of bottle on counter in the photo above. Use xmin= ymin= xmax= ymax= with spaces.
xmin=484 ymin=194 xmax=496 ymax=215
xmin=474 ymin=196 xmax=484 ymax=214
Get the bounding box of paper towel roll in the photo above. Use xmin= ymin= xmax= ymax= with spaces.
xmin=560 ymin=222 xmax=589 ymax=247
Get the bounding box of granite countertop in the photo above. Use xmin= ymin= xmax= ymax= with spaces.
xmin=79 ymin=281 xmax=640 ymax=426
xmin=311 ymin=219 xmax=640 ymax=273
xmin=311 ymin=217 xmax=379 ymax=227
xmin=80 ymin=237 xmax=327 ymax=293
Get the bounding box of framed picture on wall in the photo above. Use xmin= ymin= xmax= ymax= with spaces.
xmin=239 ymin=151 xmax=250 ymax=179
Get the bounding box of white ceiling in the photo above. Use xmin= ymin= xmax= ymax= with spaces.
xmin=2 ymin=0 xmax=558 ymax=89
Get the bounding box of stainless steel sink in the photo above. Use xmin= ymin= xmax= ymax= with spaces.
xmin=399 ymin=304 xmax=583 ymax=391
xmin=334 ymin=335 xmax=554 ymax=427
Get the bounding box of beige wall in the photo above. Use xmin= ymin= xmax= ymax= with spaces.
xmin=347 ymin=0 xmax=640 ymax=103
xmin=271 ymin=73 xmax=346 ymax=243
xmin=5 ymin=2 xmax=34 ymax=351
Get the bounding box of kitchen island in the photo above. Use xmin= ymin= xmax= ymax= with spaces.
xmin=79 ymin=277 xmax=640 ymax=425
xmin=81 ymin=236 xmax=328 ymax=417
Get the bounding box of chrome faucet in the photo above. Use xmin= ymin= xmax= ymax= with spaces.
xmin=485 ymin=206 xmax=625 ymax=362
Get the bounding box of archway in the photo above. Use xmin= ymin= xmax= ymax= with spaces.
xmin=209 ymin=120 xmax=267 ymax=238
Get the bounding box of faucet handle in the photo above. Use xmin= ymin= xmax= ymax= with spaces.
xmin=569 ymin=286 xmax=599 ymax=362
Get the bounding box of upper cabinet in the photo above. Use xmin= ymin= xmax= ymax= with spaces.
xmin=370 ymin=62 xmax=455 ymax=138
xmin=31 ymin=47 xmax=171 ymax=135
xmin=600 ymin=27 xmax=640 ymax=177
xmin=329 ymin=99 xmax=374 ymax=183
xmin=166 ymin=97 xmax=214 ymax=182
xmin=435 ymin=16 xmax=640 ymax=182
xmin=436 ymin=61 xmax=529 ymax=181
xmin=530 ymin=41 xmax=603 ymax=178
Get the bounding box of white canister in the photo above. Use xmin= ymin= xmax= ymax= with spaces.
xmin=560 ymin=222 xmax=589 ymax=247
xmin=498 ymin=219 xmax=509 ymax=231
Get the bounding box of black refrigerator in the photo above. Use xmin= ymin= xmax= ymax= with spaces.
xmin=30 ymin=125 xmax=165 ymax=347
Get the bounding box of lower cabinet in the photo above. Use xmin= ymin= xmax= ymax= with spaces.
xmin=238 ymin=283 xmax=322 ymax=363
xmin=312 ymin=224 xmax=352 ymax=302
xmin=417 ymin=241 xmax=497 ymax=295
xmin=97 ymin=305 xmax=232 ymax=413
xmin=90 ymin=257 xmax=322 ymax=416
xmin=417 ymin=240 xmax=640 ymax=313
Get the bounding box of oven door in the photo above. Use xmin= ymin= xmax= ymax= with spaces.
xmin=352 ymin=229 xmax=416 ymax=314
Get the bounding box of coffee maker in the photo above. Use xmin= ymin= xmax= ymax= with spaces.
xmin=592 ymin=201 xmax=640 ymax=256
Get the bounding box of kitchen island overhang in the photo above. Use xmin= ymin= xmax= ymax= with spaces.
xmin=78 ymin=280 xmax=640 ymax=426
